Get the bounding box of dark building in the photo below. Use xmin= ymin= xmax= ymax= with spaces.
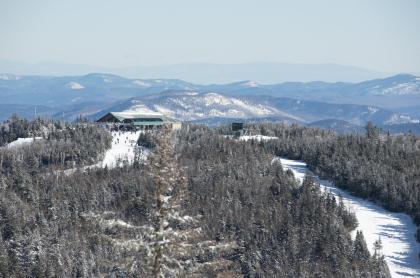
xmin=232 ymin=122 xmax=244 ymax=137
xmin=232 ymin=123 xmax=244 ymax=131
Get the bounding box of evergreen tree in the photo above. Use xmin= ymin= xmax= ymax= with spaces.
xmin=146 ymin=128 xmax=240 ymax=277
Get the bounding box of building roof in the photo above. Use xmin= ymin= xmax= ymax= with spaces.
xmin=96 ymin=112 xmax=179 ymax=124
xmin=132 ymin=121 xmax=167 ymax=126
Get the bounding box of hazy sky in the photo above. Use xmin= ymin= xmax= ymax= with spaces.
xmin=1 ymin=0 xmax=419 ymax=72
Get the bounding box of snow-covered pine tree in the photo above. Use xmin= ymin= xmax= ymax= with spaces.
xmin=146 ymin=127 xmax=241 ymax=277
xmin=372 ymin=237 xmax=390 ymax=278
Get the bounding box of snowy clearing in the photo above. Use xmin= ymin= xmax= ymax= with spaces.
xmin=277 ymin=157 xmax=420 ymax=278
xmin=6 ymin=137 xmax=43 ymax=148
xmin=101 ymin=130 xmax=146 ymax=168
xmin=62 ymin=130 xmax=148 ymax=175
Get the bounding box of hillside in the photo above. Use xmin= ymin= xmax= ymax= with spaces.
xmin=0 ymin=119 xmax=392 ymax=277
xmin=92 ymin=91 xmax=420 ymax=132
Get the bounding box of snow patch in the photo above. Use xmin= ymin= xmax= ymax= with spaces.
xmin=242 ymin=81 xmax=259 ymax=87
xmin=102 ymin=219 xmax=135 ymax=229
xmin=133 ymin=80 xmax=152 ymax=87
xmin=7 ymin=137 xmax=42 ymax=148
xmin=239 ymin=135 xmax=278 ymax=141
xmin=385 ymin=114 xmax=420 ymax=125
xmin=65 ymin=82 xmax=85 ymax=90
xmin=203 ymin=93 xmax=235 ymax=106
xmin=183 ymin=91 xmax=199 ymax=96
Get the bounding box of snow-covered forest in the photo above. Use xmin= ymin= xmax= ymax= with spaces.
xmin=247 ymin=122 xmax=420 ymax=246
xmin=278 ymin=158 xmax=420 ymax=278
xmin=1 ymin=116 xmax=419 ymax=277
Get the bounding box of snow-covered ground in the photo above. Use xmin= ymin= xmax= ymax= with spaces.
xmin=6 ymin=133 xmax=146 ymax=174
xmin=277 ymin=157 xmax=420 ymax=278
xmin=101 ymin=130 xmax=147 ymax=168
xmin=223 ymin=134 xmax=279 ymax=141
xmin=62 ymin=130 xmax=147 ymax=175
xmin=239 ymin=135 xmax=278 ymax=141
xmin=6 ymin=137 xmax=43 ymax=148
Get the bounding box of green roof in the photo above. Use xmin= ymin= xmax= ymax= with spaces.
xmin=131 ymin=121 xmax=167 ymax=126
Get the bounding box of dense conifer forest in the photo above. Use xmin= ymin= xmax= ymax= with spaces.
xmin=0 ymin=118 xmax=391 ymax=277
xmin=242 ymin=122 xmax=420 ymax=246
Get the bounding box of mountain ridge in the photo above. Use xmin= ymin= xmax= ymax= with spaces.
xmin=0 ymin=59 xmax=393 ymax=83
xmin=90 ymin=91 xmax=419 ymax=127
xmin=1 ymin=72 xmax=420 ymax=133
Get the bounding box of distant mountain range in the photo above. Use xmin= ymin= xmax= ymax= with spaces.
xmin=1 ymin=72 xmax=420 ymax=106
xmin=0 ymin=60 xmax=392 ymax=83
xmin=1 ymin=72 xmax=420 ymax=134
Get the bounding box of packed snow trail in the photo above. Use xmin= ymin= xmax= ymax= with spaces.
xmin=277 ymin=158 xmax=420 ymax=278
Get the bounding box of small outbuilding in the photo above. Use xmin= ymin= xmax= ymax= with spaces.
xmin=232 ymin=123 xmax=244 ymax=132
xmin=96 ymin=112 xmax=181 ymax=130
xmin=232 ymin=122 xmax=245 ymax=137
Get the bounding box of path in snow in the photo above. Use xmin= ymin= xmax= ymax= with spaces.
xmin=277 ymin=158 xmax=420 ymax=278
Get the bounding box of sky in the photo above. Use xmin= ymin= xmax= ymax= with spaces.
xmin=0 ymin=0 xmax=419 ymax=73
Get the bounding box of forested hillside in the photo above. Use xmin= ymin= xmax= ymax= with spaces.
xmin=0 ymin=116 xmax=112 ymax=169
xmin=0 ymin=114 xmax=45 ymax=146
xmin=0 ymin=120 xmax=390 ymax=277
xmin=177 ymin=126 xmax=389 ymax=277
xmin=245 ymin=122 xmax=420 ymax=245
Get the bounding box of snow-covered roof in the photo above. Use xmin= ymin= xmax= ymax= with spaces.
xmin=96 ymin=112 xmax=179 ymax=124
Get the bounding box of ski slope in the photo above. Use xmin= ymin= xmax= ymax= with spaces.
xmin=277 ymin=158 xmax=420 ymax=278
xmin=101 ymin=130 xmax=146 ymax=168
xmin=62 ymin=130 xmax=146 ymax=175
